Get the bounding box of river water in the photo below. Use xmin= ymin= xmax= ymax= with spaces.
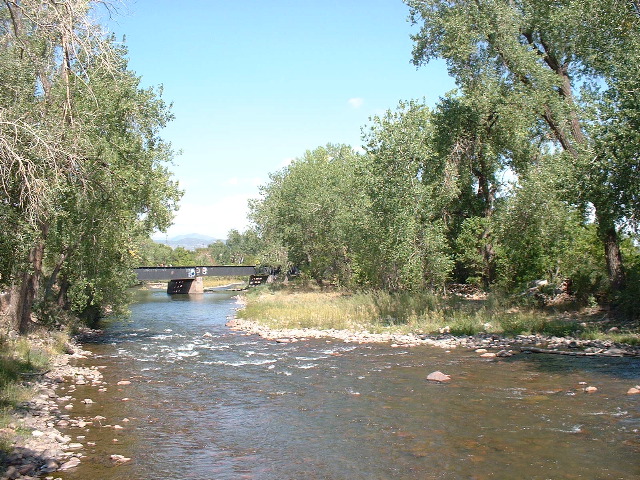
xmin=55 ymin=289 xmax=639 ymax=479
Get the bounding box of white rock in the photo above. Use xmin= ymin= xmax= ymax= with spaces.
xmin=427 ymin=371 xmax=451 ymax=382
xmin=110 ymin=454 xmax=131 ymax=464
xmin=59 ymin=457 xmax=81 ymax=470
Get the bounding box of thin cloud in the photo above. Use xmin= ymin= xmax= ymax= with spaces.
xmin=164 ymin=194 xmax=256 ymax=239
xmin=347 ymin=97 xmax=364 ymax=109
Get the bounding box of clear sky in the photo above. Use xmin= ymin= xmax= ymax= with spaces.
xmin=102 ymin=0 xmax=456 ymax=240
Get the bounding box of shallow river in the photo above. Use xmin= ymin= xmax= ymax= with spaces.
xmin=55 ymin=289 xmax=639 ymax=479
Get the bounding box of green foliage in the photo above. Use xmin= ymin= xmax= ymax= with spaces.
xmin=250 ymin=144 xmax=368 ymax=286
xmin=405 ymin=0 xmax=640 ymax=299
xmin=0 ymin=2 xmax=182 ymax=331
xmin=361 ymin=101 xmax=453 ymax=291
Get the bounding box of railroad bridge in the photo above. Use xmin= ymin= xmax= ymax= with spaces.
xmin=134 ymin=265 xmax=258 ymax=294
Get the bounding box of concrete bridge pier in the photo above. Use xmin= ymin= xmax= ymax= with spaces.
xmin=167 ymin=277 xmax=204 ymax=294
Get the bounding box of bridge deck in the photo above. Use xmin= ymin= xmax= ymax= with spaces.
xmin=135 ymin=265 xmax=256 ymax=281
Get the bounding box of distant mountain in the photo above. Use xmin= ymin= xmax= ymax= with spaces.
xmin=153 ymin=233 xmax=220 ymax=250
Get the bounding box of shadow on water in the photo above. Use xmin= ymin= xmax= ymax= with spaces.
xmin=502 ymin=349 xmax=640 ymax=381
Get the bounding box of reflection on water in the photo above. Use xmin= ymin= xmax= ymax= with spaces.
xmin=56 ymin=290 xmax=640 ymax=480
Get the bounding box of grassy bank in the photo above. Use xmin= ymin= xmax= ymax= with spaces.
xmin=237 ymin=285 xmax=640 ymax=345
xmin=0 ymin=331 xmax=69 ymax=454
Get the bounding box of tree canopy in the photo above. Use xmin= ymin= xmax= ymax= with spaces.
xmin=0 ymin=0 xmax=182 ymax=332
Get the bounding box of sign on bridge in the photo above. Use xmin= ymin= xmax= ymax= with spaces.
xmin=134 ymin=265 xmax=257 ymax=281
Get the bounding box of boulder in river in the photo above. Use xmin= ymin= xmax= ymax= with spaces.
xmin=627 ymin=386 xmax=640 ymax=395
xmin=427 ymin=371 xmax=451 ymax=382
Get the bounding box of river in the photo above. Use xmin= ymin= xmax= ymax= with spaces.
xmin=54 ymin=289 xmax=639 ymax=479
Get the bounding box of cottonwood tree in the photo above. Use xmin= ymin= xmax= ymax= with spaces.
xmin=406 ymin=0 xmax=640 ymax=297
xmin=0 ymin=1 xmax=180 ymax=332
xmin=362 ymin=101 xmax=452 ymax=291
xmin=250 ymin=144 xmax=367 ymax=286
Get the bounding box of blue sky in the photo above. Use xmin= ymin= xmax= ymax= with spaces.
xmin=102 ymin=0 xmax=455 ymax=239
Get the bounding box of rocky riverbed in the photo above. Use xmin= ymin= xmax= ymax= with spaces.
xmin=226 ymin=316 xmax=640 ymax=358
xmin=0 ymin=338 xmax=130 ymax=480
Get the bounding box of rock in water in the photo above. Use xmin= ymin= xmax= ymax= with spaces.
xmin=427 ymin=371 xmax=451 ymax=382
xmin=110 ymin=454 xmax=132 ymax=465
xmin=59 ymin=457 xmax=81 ymax=470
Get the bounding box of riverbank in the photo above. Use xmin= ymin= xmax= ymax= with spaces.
xmin=0 ymin=333 xmax=110 ymax=480
xmin=228 ymin=287 xmax=640 ymax=357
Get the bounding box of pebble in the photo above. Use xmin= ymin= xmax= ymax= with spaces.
xmin=117 ymin=380 xmax=131 ymax=385
xmin=584 ymin=386 xmax=598 ymax=393
xmin=627 ymin=386 xmax=640 ymax=395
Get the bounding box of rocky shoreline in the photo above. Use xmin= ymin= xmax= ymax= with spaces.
xmin=226 ymin=316 xmax=640 ymax=358
xmin=0 ymin=337 xmax=130 ymax=480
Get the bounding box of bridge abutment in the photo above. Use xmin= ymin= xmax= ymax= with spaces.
xmin=167 ymin=277 xmax=204 ymax=294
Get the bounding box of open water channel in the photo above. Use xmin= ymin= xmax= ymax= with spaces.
xmin=55 ymin=289 xmax=639 ymax=479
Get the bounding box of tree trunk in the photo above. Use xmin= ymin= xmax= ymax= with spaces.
xmin=10 ymin=223 xmax=49 ymax=334
xmin=473 ymin=161 xmax=496 ymax=289
xmin=596 ymin=210 xmax=626 ymax=293
xmin=12 ymin=240 xmax=46 ymax=334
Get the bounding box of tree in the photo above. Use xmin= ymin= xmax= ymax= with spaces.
xmin=0 ymin=1 xmax=181 ymax=331
xmin=362 ymin=100 xmax=452 ymax=291
xmin=406 ymin=0 xmax=640 ymax=297
xmin=250 ymin=144 xmax=367 ymax=286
